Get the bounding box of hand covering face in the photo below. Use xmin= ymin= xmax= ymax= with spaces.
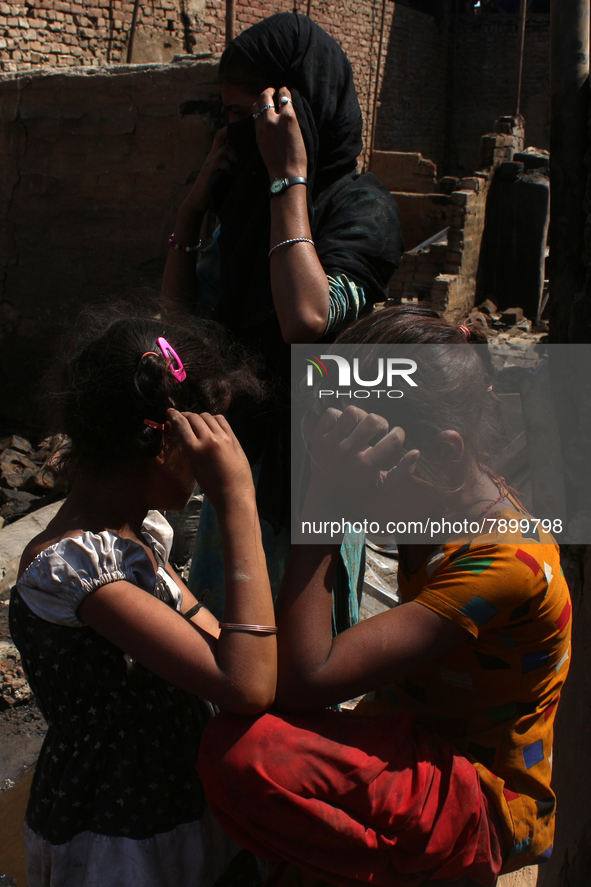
xmin=209 ymin=13 xmax=404 ymax=532
xmin=211 ymin=12 xmax=404 ymax=337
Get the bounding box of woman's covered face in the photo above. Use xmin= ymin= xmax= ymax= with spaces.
xmin=220 ymin=82 xmax=263 ymax=122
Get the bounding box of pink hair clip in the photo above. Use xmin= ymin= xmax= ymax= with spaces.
xmin=157 ymin=337 xmax=187 ymax=383
xmin=458 ymin=324 xmax=471 ymax=340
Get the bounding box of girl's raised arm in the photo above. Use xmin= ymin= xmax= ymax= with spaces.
xmin=77 ymin=411 xmax=276 ymax=715
xmin=274 ymin=545 xmax=468 ymax=712
xmin=274 ymin=405 xmax=470 ymax=711
xmin=256 ymin=86 xmax=330 ymax=344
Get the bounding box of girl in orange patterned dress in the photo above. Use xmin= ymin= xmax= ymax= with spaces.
xmin=198 ymin=307 xmax=571 ymax=887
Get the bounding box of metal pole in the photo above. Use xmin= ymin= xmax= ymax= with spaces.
xmin=548 ymin=0 xmax=590 ymax=341
xmin=226 ymin=0 xmax=235 ymax=44
xmin=365 ymin=0 xmax=378 ymax=158
xmin=126 ymin=0 xmax=141 ymax=63
xmin=369 ymin=0 xmax=388 ymax=167
xmin=306 ymin=0 xmax=312 ymax=17
xmin=443 ymin=0 xmax=459 ymax=176
xmin=514 ymin=0 xmax=527 ymax=116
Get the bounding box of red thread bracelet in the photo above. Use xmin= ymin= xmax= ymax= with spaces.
xmin=169 ymin=233 xmax=202 ymax=253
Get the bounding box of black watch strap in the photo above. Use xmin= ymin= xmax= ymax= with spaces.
xmin=269 ymin=176 xmax=308 ymax=196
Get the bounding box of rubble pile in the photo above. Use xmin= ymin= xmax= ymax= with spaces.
xmin=0 ymin=654 xmax=31 ymax=711
xmin=463 ymin=297 xmax=548 ymax=339
xmin=0 ymin=601 xmax=31 ymax=711
xmin=0 ymin=435 xmax=61 ymax=528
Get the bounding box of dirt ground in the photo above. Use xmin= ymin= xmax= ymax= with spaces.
xmin=0 ymin=602 xmax=45 ymax=792
xmin=0 ymin=599 xmax=44 ymax=886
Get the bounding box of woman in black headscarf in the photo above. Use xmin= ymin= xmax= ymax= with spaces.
xmin=162 ymin=12 xmax=403 ymax=621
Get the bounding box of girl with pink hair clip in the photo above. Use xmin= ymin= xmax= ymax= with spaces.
xmin=9 ymin=309 xmax=276 ymax=887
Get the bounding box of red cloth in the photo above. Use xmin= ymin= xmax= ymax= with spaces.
xmin=197 ymin=709 xmax=505 ymax=887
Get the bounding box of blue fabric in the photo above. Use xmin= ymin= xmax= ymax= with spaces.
xmin=189 ymin=461 xmax=363 ymax=632
xmin=194 ymin=228 xmax=222 ymax=314
xmin=189 ymin=489 xmax=291 ymax=620
xmin=190 ymin=244 xmax=366 ymax=629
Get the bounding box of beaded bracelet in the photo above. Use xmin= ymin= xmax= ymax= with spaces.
xmin=169 ymin=233 xmax=202 ymax=253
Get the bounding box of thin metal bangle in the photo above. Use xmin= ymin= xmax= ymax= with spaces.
xmin=218 ymin=622 xmax=278 ymax=634
xmin=268 ymin=237 xmax=315 ymax=259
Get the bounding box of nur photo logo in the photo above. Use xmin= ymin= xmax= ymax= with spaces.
xmin=305 ymin=353 xmax=418 ymax=399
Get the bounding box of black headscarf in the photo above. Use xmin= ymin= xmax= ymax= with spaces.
xmin=208 ymin=13 xmax=404 ymax=530
xmin=210 ymin=12 xmax=404 ymax=342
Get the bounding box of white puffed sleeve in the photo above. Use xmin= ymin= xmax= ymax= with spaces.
xmin=16 ymin=531 xmax=157 ymax=627
xmin=142 ymin=510 xmax=174 ymax=564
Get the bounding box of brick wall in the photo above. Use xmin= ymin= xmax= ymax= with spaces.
xmin=0 ymin=1 xmax=450 ymax=168
xmin=0 ymin=5 xmax=550 ymax=178
xmin=0 ymin=0 xmax=236 ymax=72
xmin=373 ymin=4 xmax=449 ymax=171
xmin=451 ymin=13 xmax=550 ymax=175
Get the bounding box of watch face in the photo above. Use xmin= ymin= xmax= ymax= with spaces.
xmin=270 ymin=178 xmax=286 ymax=194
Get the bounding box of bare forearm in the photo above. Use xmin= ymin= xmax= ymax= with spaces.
xmin=269 ymin=187 xmax=329 ymax=342
xmin=216 ymin=493 xmax=277 ymax=710
xmin=161 ymin=203 xmax=205 ymax=320
xmin=274 ymin=543 xmax=337 ymax=708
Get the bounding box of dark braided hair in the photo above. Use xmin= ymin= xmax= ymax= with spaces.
xmin=45 ymin=306 xmax=265 ymax=477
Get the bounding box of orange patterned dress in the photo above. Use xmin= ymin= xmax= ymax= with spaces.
xmin=357 ymin=513 xmax=571 ymax=874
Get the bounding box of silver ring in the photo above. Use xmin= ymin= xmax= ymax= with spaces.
xmin=280 ymin=97 xmax=292 ymax=106
xmin=260 ymin=103 xmax=274 ymax=113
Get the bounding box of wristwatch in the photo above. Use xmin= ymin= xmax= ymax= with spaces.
xmin=269 ymin=176 xmax=307 ymax=196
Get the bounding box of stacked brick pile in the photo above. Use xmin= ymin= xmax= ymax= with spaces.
xmin=480 ymin=115 xmax=526 ymax=168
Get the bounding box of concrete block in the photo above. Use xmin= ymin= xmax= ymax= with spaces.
xmin=432 ymin=273 xmax=456 ymax=292
xmin=447 ymin=229 xmax=465 ymax=249
xmin=497 ymin=867 xmax=538 ymax=887
xmin=478 ymin=298 xmax=498 ymax=315
xmin=451 ymin=190 xmax=474 ymax=207
xmin=460 ymin=177 xmax=483 ymax=192
xmin=500 ymin=307 xmax=525 ymax=325
xmin=449 ymin=209 xmax=466 ymax=228
xmin=0 ymin=500 xmax=64 ymax=599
